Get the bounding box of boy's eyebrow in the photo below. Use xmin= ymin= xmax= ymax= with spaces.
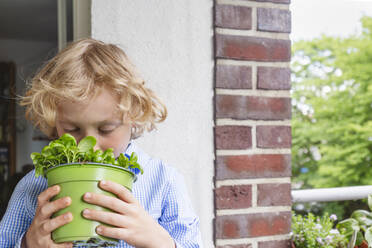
xmin=98 ymin=120 xmax=123 ymax=125
xmin=58 ymin=119 xmax=123 ymax=126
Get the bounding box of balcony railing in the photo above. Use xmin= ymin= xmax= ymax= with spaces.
xmin=292 ymin=185 xmax=372 ymax=203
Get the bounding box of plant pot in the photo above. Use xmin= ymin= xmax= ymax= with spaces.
xmin=46 ymin=163 xmax=136 ymax=247
xmin=355 ymin=240 xmax=369 ymax=248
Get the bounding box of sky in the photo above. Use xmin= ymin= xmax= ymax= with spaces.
xmin=290 ymin=0 xmax=372 ymax=41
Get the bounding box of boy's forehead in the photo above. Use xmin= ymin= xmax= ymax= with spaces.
xmin=56 ymin=109 xmax=123 ymax=125
xmin=56 ymin=91 xmax=123 ymax=123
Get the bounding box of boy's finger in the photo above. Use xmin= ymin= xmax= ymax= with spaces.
xmin=82 ymin=208 xmax=129 ymax=227
xmin=37 ymin=185 xmax=60 ymax=207
xmin=99 ymin=180 xmax=137 ymax=203
xmin=83 ymin=192 xmax=129 ymax=214
xmin=40 ymin=212 xmax=73 ymax=235
xmin=95 ymin=225 xmax=128 ymax=241
xmin=39 ymin=197 xmax=71 ymax=219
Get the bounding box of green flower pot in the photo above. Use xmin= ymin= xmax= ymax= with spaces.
xmin=46 ymin=163 xmax=136 ymax=247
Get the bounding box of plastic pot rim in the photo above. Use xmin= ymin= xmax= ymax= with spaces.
xmin=45 ymin=162 xmax=137 ymax=182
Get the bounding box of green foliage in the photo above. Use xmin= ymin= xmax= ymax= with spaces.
xmin=337 ymin=194 xmax=372 ymax=247
xmin=293 ymin=200 xmax=370 ymax=222
xmin=31 ymin=133 xmax=143 ymax=177
xmin=292 ymin=212 xmax=347 ymax=248
xmin=292 ymin=15 xmax=372 ymax=189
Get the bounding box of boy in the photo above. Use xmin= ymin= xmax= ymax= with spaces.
xmin=0 ymin=38 xmax=202 ymax=248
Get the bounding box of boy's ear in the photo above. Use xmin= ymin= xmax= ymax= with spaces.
xmin=130 ymin=123 xmax=142 ymax=140
xmin=130 ymin=123 xmax=136 ymax=133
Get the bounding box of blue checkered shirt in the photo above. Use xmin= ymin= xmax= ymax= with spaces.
xmin=0 ymin=142 xmax=202 ymax=247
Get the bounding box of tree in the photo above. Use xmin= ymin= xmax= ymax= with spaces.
xmin=292 ymin=17 xmax=372 ymax=193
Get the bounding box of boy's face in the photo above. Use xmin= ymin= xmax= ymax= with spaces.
xmin=55 ymin=87 xmax=132 ymax=158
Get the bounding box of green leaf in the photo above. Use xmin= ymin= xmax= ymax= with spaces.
xmin=102 ymin=148 xmax=115 ymax=164
xmin=35 ymin=166 xmax=43 ymax=178
xmin=41 ymin=146 xmax=52 ymax=156
xmin=364 ymin=227 xmax=372 ymax=247
xmin=50 ymin=142 xmax=65 ymax=153
xmin=60 ymin=133 xmax=77 ymax=147
xmin=30 ymin=152 xmax=41 ymax=162
xmin=337 ymin=218 xmax=360 ymax=237
xmin=351 ymin=210 xmax=372 ymax=227
xmin=130 ymin=152 xmax=138 ymax=163
xmin=368 ymin=194 xmax=372 ymax=212
xmin=92 ymin=150 xmax=103 ymax=163
xmin=77 ymin=136 xmax=96 ymax=153
xmin=117 ymin=153 xmax=129 ymax=168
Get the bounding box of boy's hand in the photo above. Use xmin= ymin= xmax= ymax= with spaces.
xmin=25 ymin=185 xmax=73 ymax=248
xmin=82 ymin=180 xmax=175 ymax=248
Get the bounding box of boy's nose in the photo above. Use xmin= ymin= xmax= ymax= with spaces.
xmin=93 ymin=138 xmax=103 ymax=151
xmin=93 ymin=143 xmax=101 ymax=152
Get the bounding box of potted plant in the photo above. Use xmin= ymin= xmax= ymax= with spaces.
xmin=31 ymin=133 xmax=143 ymax=247
xmin=336 ymin=195 xmax=372 ymax=248
xmin=291 ymin=212 xmax=348 ymax=248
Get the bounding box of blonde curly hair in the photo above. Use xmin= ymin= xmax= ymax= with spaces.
xmin=20 ymin=38 xmax=167 ymax=139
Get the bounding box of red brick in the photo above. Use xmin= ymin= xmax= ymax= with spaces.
xmin=257 ymin=8 xmax=291 ymax=33
xmin=216 ymin=154 xmax=291 ymax=179
xmin=216 ymin=34 xmax=291 ymax=61
xmin=215 ymin=5 xmax=252 ymax=30
xmin=258 ymin=240 xmax=292 ymax=248
xmin=251 ymin=0 xmax=290 ymax=3
xmin=223 ymin=219 xmax=240 ymax=238
xmin=215 ymin=212 xmax=291 ymax=238
xmin=216 ymin=95 xmax=291 ymax=120
xmin=216 ymin=65 xmax=252 ymax=89
xmin=256 ymin=126 xmax=291 ymax=148
xmin=257 ymin=67 xmax=290 ymax=90
xmin=215 ymin=126 xmax=252 ymax=150
xmin=257 ymin=183 xmax=291 ymax=206
xmin=217 ymin=245 xmax=252 ymax=248
xmin=215 ymin=185 xmax=252 ymax=209
xmin=250 ymin=212 xmax=291 ymax=237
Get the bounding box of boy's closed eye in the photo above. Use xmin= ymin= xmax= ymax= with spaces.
xmin=63 ymin=127 xmax=79 ymax=133
xmin=63 ymin=125 xmax=118 ymax=135
xmin=98 ymin=126 xmax=116 ymax=134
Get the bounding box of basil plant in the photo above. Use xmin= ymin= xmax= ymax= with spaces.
xmin=31 ymin=133 xmax=143 ymax=178
xmin=337 ymin=194 xmax=372 ymax=248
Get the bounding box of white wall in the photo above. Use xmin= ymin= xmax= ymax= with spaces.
xmin=0 ymin=39 xmax=55 ymax=172
xmin=91 ymin=1 xmax=214 ymax=246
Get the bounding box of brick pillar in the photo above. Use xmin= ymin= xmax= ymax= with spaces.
xmin=213 ymin=1 xmax=292 ymax=248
